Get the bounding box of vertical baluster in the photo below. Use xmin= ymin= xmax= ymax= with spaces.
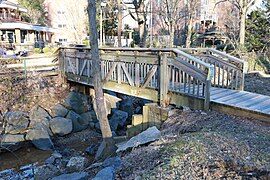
xmin=135 ymin=63 xmax=140 ymax=87
xmin=226 ymin=66 xmax=230 ymax=88
xmin=197 ymin=80 xmax=200 ymax=97
xmin=231 ymin=69 xmax=235 ymax=89
xmin=172 ymin=66 xmax=175 ymax=91
xmin=117 ymin=62 xmax=121 ymax=84
xmin=183 ymin=72 xmax=186 ymax=93
xmin=193 ymin=77 xmax=196 ymax=95
xmin=175 ymin=68 xmax=179 ymax=92
xmin=179 ymin=69 xmax=182 ymax=92
xmin=188 ymin=75 xmax=191 ymax=94
xmin=218 ymin=63 xmax=221 ymax=87
xmin=214 ymin=62 xmax=216 ymax=87
xmin=222 ymin=65 xmax=225 ymax=88
xmin=235 ymin=70 xmax=239 ymax=89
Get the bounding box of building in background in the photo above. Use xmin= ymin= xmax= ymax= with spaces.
xmin=44 ymin=0 xmax=88 ymax=45
xmin=0 ymin=0 xmax=55 ymax=51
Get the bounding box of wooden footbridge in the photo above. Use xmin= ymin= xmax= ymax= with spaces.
xmin=58 ymin=47 xmax=270 ymax=121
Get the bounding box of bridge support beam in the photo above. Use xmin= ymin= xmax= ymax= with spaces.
xmin=159 ymin=53 xmax=169 ymax=108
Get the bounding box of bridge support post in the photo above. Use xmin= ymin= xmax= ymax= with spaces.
xmin=159 ymin=53 xmax=169 ymax=108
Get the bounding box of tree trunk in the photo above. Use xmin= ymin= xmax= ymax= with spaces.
xmin=87 ymin=0 xmax=116 ymax=160
xmin=239 ymin=8 xmax=247 ymax=46
xmin=185 ymin=0 xmax=192 ymax=48
xmin=169 ymin=20 xmax=175 ymax=48
xmin=117 ymin=0 xmax=122 ymax=47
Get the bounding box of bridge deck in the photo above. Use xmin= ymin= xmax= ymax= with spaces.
xmin=210 ymin=88 xmax=270 ymax=115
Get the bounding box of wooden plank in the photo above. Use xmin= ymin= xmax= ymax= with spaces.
xmin=210 ymin=88 xmax=230 ymax=96
xmin=247 ymin=98 xmax=270 ymax=110
xmin=234 ymin=95 xmax=266 ymax=108
xmin=104 ymin=62 xmax=117 ymax=82
xmin=141 ymin=65 xmax=158 ymax=88
xmin=121 ymin=63 xmax=134 ymax=86
xmin=226 ymin=92 xmax=256 ymax=105
xmin=79 ymin=60 xmax=87 ymax=76
xmin=212 ymin=90 xmax=241 ymax=101
xmin=210 ymin=89 xmax=238 ymax=100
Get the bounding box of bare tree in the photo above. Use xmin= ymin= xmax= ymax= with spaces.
xmin=87 ymin=0 xmax=116 ymax=160
xmin=117 ymin=0 xmax=122 ymax=47
xmin=217 ymin=0 xmax=256 ymax=45
xmin=126 ymin=0 xmax=148 ymax=47
xmin=158 ymin=0 xmax=183 ymax=47
xmin=185 ymin=0 xmax=199 ymax=48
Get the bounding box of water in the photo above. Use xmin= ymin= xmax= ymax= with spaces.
xmin=0 ymin=146 xmax=51 ymax=171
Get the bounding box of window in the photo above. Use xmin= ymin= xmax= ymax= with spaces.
xmin=57 ymin=11 xmax=65 ymax=14
xmin=58 ymin=24 xmax=67 ymax=28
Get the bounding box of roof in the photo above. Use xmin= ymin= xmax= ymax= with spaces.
xmin=0 ymin=22 xmax=56 ymax=33
xmin=0 ymin=0 xmax=27 ymax=12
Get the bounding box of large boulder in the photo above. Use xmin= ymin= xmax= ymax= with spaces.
xmin=30 ymin=106 xmax=51 ymax=128
xmin=50 ymin=117 xmax=72 ymax=136
xmin=50 ymin=104 xmax=69 ymax=118
xmin=29 ymin=106 xmax=52 ymax=135
xmin=51 ymin=172 xmax=89 ymax=180
xmin=63 ymin=91 xmax=89 ymax=114
xmin=66 ymin=111 xmax=88 ymax=132
xmin=109 ymin=110 xmax=128 ymax=131
xmin=80 ymin=110 xmax=98 ymax=123
xmin=66 ymin=156 xmax=87 ymax=172
xmin=119 ymin=97 xmax=134 ymax=119
xmin=0 ymin=134 xmax=26 ymax=152
xmin=26 ymin=124 xmax=54 ymax=150
xmin=92 ymin=167 xmax=115 ymax=180
xmin=116 ymin=126 xmax=161 ymax=153
xmin=4 ymin=112 xmax=29 ymax=134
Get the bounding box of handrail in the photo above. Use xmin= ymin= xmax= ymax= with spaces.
xmin=60 ymin=47 xmax=213 ymax=71
xmin=59 ymin=47 xmax=215 ymax=110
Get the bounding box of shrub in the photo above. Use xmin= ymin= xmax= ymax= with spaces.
xmin=34 ymin=48 xmax=40 ymax=54
xmin=43 ymin=47 xmax=51 ymax=53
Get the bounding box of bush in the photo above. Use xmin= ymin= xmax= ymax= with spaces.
xmin=34 ymin=48 xmax=40 ymax=54
xmin=83 ymin=40 xmax=90 ymax=47
xmin=43 ymin=47 xmax=51 ymax=53
xmin=216 ymin=43 xmax=235 ymax=52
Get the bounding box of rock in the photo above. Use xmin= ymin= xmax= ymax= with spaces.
xmin=92 ymin=167 xmax=115 ymax=180
xmin=102 ymin=157 xmax=122 ymax=170
xmin=35 ymin=164 xmax=61 ymax=180
xmin=51 ymin=172 xmax=89 ymax=180
xmin=104 ymin=93 xmax=121 ymax=115
xmin=50 ymin=104 xmax=69 ymax=117
xmin=119 ymin=97 xmax=134 ymax=119
xmin=4 ymin=112 xmax=29 ymax=134
xmin=26 ymin=124 xmax=54 ymax=150
xmin=66 ymin=111 xmax=88 ymax=132
xmin=95 ymin=122 xmax=101 ymax=131
xmin=116 ymin=126 xmax=161 ymax=153
xmin=168 ymin=109 xmax=182 ymax=117
xmin=0 ymin=134 xmax=26 ymax=152
xmin=109 ymin=110 xmax=128 ymax=131
xmin=29 ymin=106 xmax=51 ymax=129
xmin=95 ymin=140 xmax=117 ymax=160
xmin=80 ymin=111 xmax=98 ymax=123
xmin=63 ymin=91 xmax=89 ymax=114
xmin=66 ymin=156 xmax=87 ymax=172
xmin=182 ymin=106 xmax=191 ymax=112
xmin=50 ymin=117 xmax=72 ymax=136
xmin=45 ymin=156 xmax=56 ymax=164
xmin=201 ymin=112 xmax=207 ymax=115
xmin=85 ymin=144 xmax=99 ymax=156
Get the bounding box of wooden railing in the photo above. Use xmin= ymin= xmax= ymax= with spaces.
xmin=181 ymin=48 xmax=248 ymax=90
xmin=59 ymin=47 xmax=214 ymax=110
